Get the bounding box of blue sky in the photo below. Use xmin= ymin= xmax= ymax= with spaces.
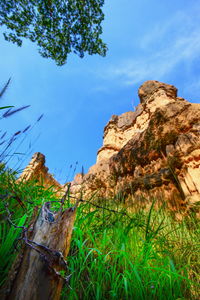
xmin=0 ymin=0 xmax=200 ymax=183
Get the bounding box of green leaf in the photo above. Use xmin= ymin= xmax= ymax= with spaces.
xmin=0 ymin=106 xmax=14 ymax=110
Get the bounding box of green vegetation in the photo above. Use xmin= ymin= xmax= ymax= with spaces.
xmin=0 ymin=165 xmax=58 ymax=287
xmin=0 ymin=166 xmax=199 ymax=299
xmin=0 ymin=0 xmax=107 ymax=65
xmin=64 ymin=199 xmax=200 ymax=299
xmin=0 ymin=76 xmax=199 ymax=298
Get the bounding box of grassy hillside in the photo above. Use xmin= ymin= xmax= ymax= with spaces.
xmin=0 ymin=166 xmax=199 ymax=299
xmin=64 ymin=198 xmax=200 ymax=300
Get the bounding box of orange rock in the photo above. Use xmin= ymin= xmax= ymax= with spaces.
xmin=18 ymin=152 xmax=63 ymax=196
xmin=22 ymin=81 xmax=200 ymax=213
xmin=70 ymin=80 xmax=200 ymax=211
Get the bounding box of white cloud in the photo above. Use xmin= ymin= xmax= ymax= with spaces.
xmin=101 ymin=2 xmax=200 ymax=86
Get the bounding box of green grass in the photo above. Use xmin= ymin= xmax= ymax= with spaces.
xmin=0 ymin=165 xmax=59 ymax=287
xmin=0 ymin=166 xmax=199 ymax=299
xmin=62 ymin=200 xmax=200 ymax=300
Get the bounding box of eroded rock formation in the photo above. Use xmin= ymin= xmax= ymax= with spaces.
xmin=19 ymin=152 xmax=63 ymax=193
xmin=70 ymin=80 xmax=200 ymax=210
xmin=21 ymin=81 xmax=200 ymax=211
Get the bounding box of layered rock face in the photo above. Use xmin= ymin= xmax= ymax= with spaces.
xmin=19 ymin=152 xmax=63 ymax=193
xmin=71 ymin=80 xmax=200 ymax=210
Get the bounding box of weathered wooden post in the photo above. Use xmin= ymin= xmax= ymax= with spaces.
xmin=1 ymin=201 xmax=78 ymax=300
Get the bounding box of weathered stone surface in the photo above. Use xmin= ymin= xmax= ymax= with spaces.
xmin=97 ymin=107 xmax=145 ymax=162
xmin=21 ymin=80 xmax=200 ymax=213
xmin=19 ymin=152 xmax=63 ymax=194
xmin=138 ymin=80 xmax=177 ymax=104
xmin=70 ymin=80 xmax=200 ymax=211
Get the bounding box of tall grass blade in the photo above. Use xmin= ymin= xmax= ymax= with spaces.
xmin=0 ymin=78 xmax=11 ymax=99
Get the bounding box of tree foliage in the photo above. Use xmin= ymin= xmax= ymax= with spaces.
xmin=0 ymin=0 xmax=107 ymax=65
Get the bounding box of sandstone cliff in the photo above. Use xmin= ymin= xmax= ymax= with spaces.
xmin=21 ymin=80 xmax=200 ymax=212
xmin=19 ymin=152 xmax=63 ymax=194
xmin=70 ymin=80 xmax=200 ymax=211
